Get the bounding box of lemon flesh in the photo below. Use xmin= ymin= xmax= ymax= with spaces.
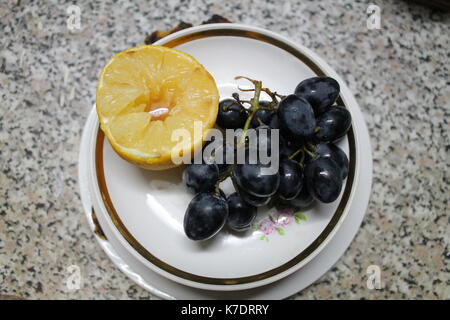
xmin=96 ymin=45 xmax=219 ymax=170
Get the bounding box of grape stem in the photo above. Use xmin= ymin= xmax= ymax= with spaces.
xmin=261 ymin=87 xmax=281 ymax=106
xmin=288 ymin=148 xmax=303 ymax=160
xmin=298 ymin=151 xmax=305 ymax=167
xmin=232 ymin=92 xmax=252 ymax=105
xmin=221 ymin=100 xmax=235 ymax=111
xmin=256 ymin=117 xmax=265 ymax=126
xmin=237 ymin=87 xmax=256 ymax=92
xmin=229 ymin=173 xmax=242 ymax=195
xmin=235 ymin=76 xmax=263 ymax=145
xmin=307 ymin=142 xmax=317 ymax=152
xmin=289 ymin=146 xmax=315 ymax=163
xmin=217 ymin=166 xmax=232 ymax=183
xmin=231 ymin=92 xmax=240 ymax=101
xmin=303 ymin=147 xmax=315 ymax=158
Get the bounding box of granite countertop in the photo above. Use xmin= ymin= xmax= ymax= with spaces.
xmin=0 ymin=0 xmax=448 ymax=299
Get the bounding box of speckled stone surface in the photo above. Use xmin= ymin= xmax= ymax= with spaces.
xmin=0 ymin=0 xmax=448 ymax=300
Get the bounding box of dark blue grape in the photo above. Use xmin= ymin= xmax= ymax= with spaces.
xmin=250 ymin=101 xmax=274 ymax=127
xmin=183 ymin=163 xmax=219 ymax=194
xmin=283 ymin=187 xmax=314 ymax=209
xmin=216 ymin=164 xmax=229 ymax=177
xmin=232 ymin=158 xmax=280 ymax=197
xmin=278 ymin=94 xmax=316 ymax=139
xmin=294 ymin=77 xmax=340 ymax=115
xmin=278 ymin=159 xmax=304 ymax=200
xmin=315 ymin=106 xmax=352 ymax=142
xmin=217 ymin=99 xmax=247 ymax=129
xmin=226 ymin=192 xmax=257 ymax=231
xmin=315 ymin=143 xmax=349 ymax=179
xmin=237 ymin=186 xmax=271 ymax=207
xmin=202 ymin=139 xmax=234 ymax=177
xmin=269 ymin=113 xmax=280 ymax=129
xmin=305 ymin=157 xmax=343 ymax=203
xmin=184 ymin=193 xmax=228 ymax=241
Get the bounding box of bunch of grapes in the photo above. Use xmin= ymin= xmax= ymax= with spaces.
xmin=182 ymin=76 xmax=352 ymax=241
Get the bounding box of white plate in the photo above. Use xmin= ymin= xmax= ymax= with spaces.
xmin=85 ymin=24 xmax=365 ymax=291
xmin=78 ymin=93 xmax=372 ymax=299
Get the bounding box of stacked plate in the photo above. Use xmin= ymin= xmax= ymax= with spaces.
xmin=78 ymin=24 xmax=372 ymax=299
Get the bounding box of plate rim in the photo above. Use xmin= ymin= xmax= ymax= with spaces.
xmin=89 ymin=23 xmax=361 ymax=290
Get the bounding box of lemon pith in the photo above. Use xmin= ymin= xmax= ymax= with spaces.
xmin=96 ymin=45 xmax=219 ymax=170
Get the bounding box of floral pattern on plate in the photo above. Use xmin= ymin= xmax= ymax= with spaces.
xmin=254 ymin=208 xmax=307 ymax=241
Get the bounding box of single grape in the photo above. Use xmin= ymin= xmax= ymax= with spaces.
xmin=226 ymin=192 xmax=257 ymax=231
xmin=278 ymin=159 xmax=304 ymax=200
xmin=315 ymin=106 xmax=352 ymax=142
xmin=278 ymin=94 xmax=316 ymax=139
xmin=237 ymin=185 xmax=272 ymax=207
xmin=232 ymin=158 xmax=280 ymax=197
xmin=294 ymin=77 xmax=340 ymax=115
xmin=183 ymin=163 xmax=219 ymax=194
xmin=269 ymin=113 xmax=280 ymax=129
xmin=202 ymin=139 xmax=234 ymax=176
xmin=184 ymin=193 xmax=228 ymax=241
xmin=217 ymin=99 xmax=248 ymax=129
xmin=315 ymin=143 xmax=349 ymax=179
xmin=250 ymin=101 xmax=274 ymax=127
xmin=305 ymin=157 xmax=343 ymax=203
xmin=283 ymin=187 xmax=314 ymax=209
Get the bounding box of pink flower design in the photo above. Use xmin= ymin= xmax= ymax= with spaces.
xmin=256 ymin=209 xmax=307 ymax=241
xmin=259 ymin=219 xmax=275 ymax=235
xmin=275 ymin=209 xmax=294 ymax=226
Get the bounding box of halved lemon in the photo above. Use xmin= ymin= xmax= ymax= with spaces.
xmin=96 ymin=45 xmax=219 ymax=170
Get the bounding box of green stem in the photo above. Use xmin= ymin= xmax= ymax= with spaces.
xmin=230 ymin=172 xmax=241 ymax=193
xmin=303 ymin=147 xmax=315 ymax=159
xmin=289 ymin=146 xmax=315 ymax=163
xmin=299 ymin=151 xmax=305 ymax=167
xmin=288 ymin=148 xmax=303 ymax=160
xmin=235 ymin=76 xmax=263 ymax=145
xmin=307 ymin=142 xmax=317 ymax=152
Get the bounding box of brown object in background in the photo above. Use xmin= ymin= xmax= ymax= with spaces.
xmin=145 ymin=21 xmax=193 ymax=45
xmin=202 ymin=14 xmax=232 ymax=24
xmin=145 ymin=14 xmax=231 ymax=44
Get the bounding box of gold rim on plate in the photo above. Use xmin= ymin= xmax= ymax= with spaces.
xmin=94 ymin=28 xmax=357 ymax=285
